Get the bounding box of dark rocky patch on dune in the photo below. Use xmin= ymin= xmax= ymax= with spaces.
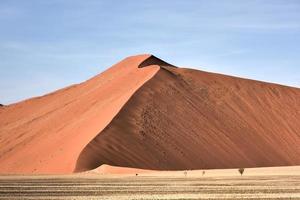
xmin=138 ymin=55 xmax=176 ymax=68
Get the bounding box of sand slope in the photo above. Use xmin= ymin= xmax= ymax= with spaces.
xmin=0 ymin=55 xmax=160 ymax=174
xmin=75 ymin=59 xmax=300 ymax=172
xmin=0 ymin=54 xmax=299 ymax=174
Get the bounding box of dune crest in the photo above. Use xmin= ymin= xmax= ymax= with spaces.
xmin=138 ymin=55 xmax=175 ymax=68
xmin=0 ymin=54 xmax=300 ymax=174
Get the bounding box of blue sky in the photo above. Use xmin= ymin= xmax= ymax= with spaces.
xmin=1 ymin=0 xmax=300 ymax=104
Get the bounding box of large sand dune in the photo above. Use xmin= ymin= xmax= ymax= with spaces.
xmin=0 ymin=54 xmax=299 ymax=174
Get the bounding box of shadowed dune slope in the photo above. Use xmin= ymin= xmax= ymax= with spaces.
xmin=75 ymin=65 xmax=300 ymax=172
xmin=0 ymin=54 xmax=161 ymax=174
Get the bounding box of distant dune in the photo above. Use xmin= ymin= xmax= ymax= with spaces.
xmin=0 ymin=54 xmax=299 ymax=174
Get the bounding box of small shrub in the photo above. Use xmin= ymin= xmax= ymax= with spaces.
xmin=238 ymin=168 xmax=245 ymax=176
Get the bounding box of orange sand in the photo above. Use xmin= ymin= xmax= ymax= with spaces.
xmin=0 ymin=54 xmax=299 ymax=174
xmin=0 ymin=55 xmax=159 ymax=174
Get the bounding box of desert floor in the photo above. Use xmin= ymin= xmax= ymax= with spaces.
xmin=0 ymin=166 xmax=299 ymax=200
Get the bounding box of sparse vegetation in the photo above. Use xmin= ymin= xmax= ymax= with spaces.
xmin=238 ymin=168 xmax=245 ymax=176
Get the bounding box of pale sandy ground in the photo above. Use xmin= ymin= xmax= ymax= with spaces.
xmin=90 ymin=164 xmax=300 ymax=177
xmin=0 ymin=165 xmax=299 ymax=199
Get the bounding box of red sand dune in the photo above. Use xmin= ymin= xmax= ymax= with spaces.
xmin=0 ymin=54 xmax=299 ymax=174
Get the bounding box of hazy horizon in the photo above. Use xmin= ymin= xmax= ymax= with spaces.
xmin=1 ymin=0 xmax=300 ymax=104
